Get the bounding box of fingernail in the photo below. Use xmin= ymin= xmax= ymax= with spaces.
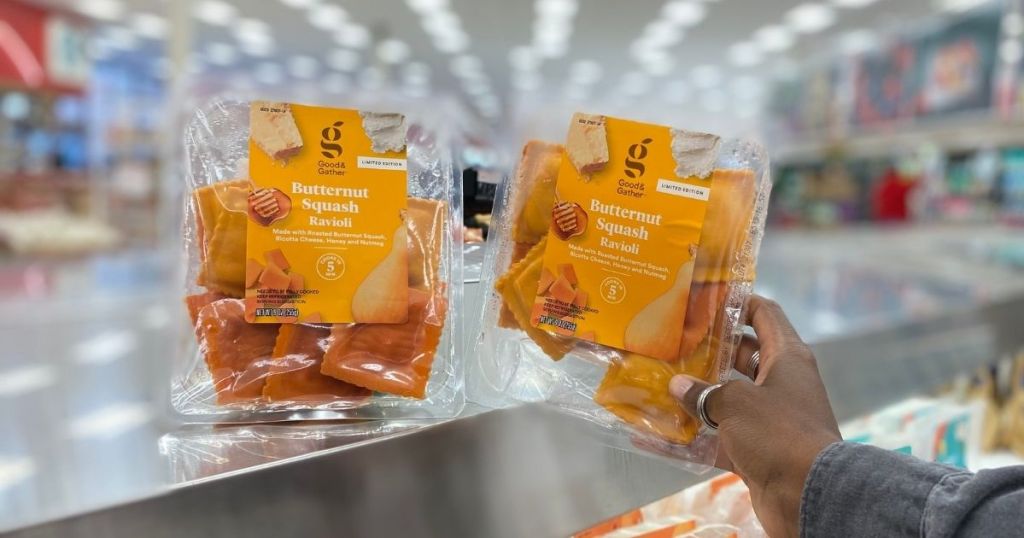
xmin=669 ymin=375 xmax=693 ymax=399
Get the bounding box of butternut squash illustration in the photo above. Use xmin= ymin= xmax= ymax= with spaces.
xmin=351 ymin=223 xmax=410 ymax=323
xmin=622 ymin=255 xmax=696 ymax=361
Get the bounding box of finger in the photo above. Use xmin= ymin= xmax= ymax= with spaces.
xmin=669 ymin=375 xmax=729 ymax=427
xmin=742 ymin=295 xmax=802 ymax=354
xmin=732 ymin=333 xmax=760 ymax=381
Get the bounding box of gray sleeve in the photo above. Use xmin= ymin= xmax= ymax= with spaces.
xmin=800 ymin=441 xmax=1024 ymax=537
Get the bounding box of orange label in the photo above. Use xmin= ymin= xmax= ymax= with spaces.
xmin=532 ymin=113 xmax=713 ymax=360
xmin=245 ymin=101 xmax=408 ymax=324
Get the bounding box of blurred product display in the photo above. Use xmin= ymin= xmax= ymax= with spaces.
xmin=3 ymin=0 xmax=1024 ymax=536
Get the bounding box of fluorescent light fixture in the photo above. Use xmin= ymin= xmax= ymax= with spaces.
xmin=569 ymin=59 xmax=603 ymax=84
xmin=830 ymin=0 xmax=879 ymax=7
xmin=536 ymin=0 xmax=579 ymax=19
xmin=1003 ymin=12 xmax=1024 ymax=37
xmin=641 ymin=52 xmax=675 ymax=76
xmin=645 ymin=20 xmax=685 ymax=48
xmin=537 ymin=40 xmax=569 ymax=58
xmin=309 ymin=4 xmax=347 ymax=31
xmin=1001 ymin=38 xmax=1023 ymax=64
xmin=406 ymin=0 xmax=449 ymax=13
xmin=281 ymin=0 xmax=319 ymax=8
xmin=255 ymin=62 xmax=284 ymax=85
xmin=839 ymin=29 xmax=877 ymax=54
xmin=434 ymin=32 xmax=469 ymax=53
xmin=132 ymin=13 xmax=167 ymax=39
xmin=195 ymin=0 xmax=237 ymax=27
xmin=238 ymin=18 xmax=271 ymax=37
xmin=691 ymin=64 xmax=721 ymax=89
xmin=424 ymin=11 xmax=460 ymax=35
xmin=729 ymin=41 xmax=762 ymax=67
xmin=323 ymin=72 xmax=351 ymax=93
xmin=68 ymin=402 xmax=153 ymax=440
xmin=377 ymin=39 xmax=410 ymax=64
xmin=335 ymin=24 xmax=371 ymax=49
xmin=77 ymin=0 xmax=124 ymax=21
xmin=754 ymin=25 xmax=795 ymax=52
xmin=785 ymin=3 xmax=836 ymax=34
xmin=0 ymin=365 xmax=55 ymax=397
xmin=327 ymin=48 xmax=361 ymax=71
xmin=935 ymin=0 xmax=989 ymax=12
xmin=662 ymin=1 xmax=707 ymax=27
xmin=289 ymin=55 xmax=319 ymax=79
xmin=240 ymin=38 xmax=275 ymax=57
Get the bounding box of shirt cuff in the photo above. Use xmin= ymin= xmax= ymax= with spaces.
xmin=799 ymin=442 xmax=958 ymax=538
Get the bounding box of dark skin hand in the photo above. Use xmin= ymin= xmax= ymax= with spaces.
xmin=670 ymin=295 xmax=842 ymax=538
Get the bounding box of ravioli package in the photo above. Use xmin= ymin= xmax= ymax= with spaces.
xmin=174 ymin=99 xmax=463 ymax=421
xmin=471 ymin=113 xmax=770 ymax=464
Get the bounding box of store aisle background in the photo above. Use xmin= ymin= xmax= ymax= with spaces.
xmin=3 ymin=0 xmax=1024 ymax=534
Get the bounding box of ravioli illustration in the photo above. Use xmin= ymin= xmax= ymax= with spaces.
xmin=351 ymin=223 xmax=410 ymax=323
xmin=321 ymin=288 xmax=446 ymax=399
xmin=195 ymin=298 xmax=279 ymax=404
xmin=263 ymin=324 xmax=372 ymax=403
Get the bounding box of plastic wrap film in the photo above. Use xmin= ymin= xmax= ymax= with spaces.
xmin=173 ymin=99 xmax=464 ymax=421
xmin=470 ymin=128 xmax=771 ymax=466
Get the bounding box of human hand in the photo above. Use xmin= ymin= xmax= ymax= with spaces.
xmin=670 ymin=295 xmax=841 ymax=538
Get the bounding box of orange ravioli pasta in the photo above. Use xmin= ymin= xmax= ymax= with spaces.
xmin=407 ymin=197 xmax=446 ymax=291
xmin=195 ymin=298 xmax=279 ymax=404
xmin=193 ymin=180 xmax=250 ymax=297
xmin=511 ymin=141 xmax=564 ymax=244
xmin=321 ymin=289 xmax=446 ymax=399
xmin=595 ymin=353 xmax=699 ymax=445
xmin=263 ymin=324 xmax=372 ymax=403
xmin=694 ymin=169 xmax=757 ymax=283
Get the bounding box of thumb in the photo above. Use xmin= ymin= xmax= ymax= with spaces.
xmin=670 ymin=375 xmax=728 ymax=427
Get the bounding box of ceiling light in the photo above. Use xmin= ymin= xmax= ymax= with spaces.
xmin=377 ymin=39 xmax=410 ymax=64
xmin=537 ymin=40 xmax=569 ymax=58
xmin=195 ymin=0 xmax=236 ymax=26
xmin=839 ymin=29 xmax=877 ymax=54
xmin=309 ymin=4 xmax=347 ymax=31
xmin=255 ymin=62 xmax=284 ymax=85
xmin=1004 ymin=12 xmax=1024 ymax=37
xmin=754 ymin=25 xmax=795 ymax=52
xmin=77 ymin=0 xmax=124 ymax=21
xmin=238 ymin=18 xmax=271 ymax=37
xmin=830 ymin=0 xmax=879 ymax=7
xmin=239 ymin=34 xmax=275 ymax=57
xmin=424 ymin=11 xmax=460 ymax=35
xmin=645 ymin=20 xmax=685 ymax=48
xmin=335 ymin=24 xmax=371 ymax=49
xmin=289 ymin=55 xmax=319 ymax=79
xmin=327 ymin=48 xmax=361 ymax=71
xmin=131 ymin=13 xmax=167 ymax=39
xmin=569 ymin=59 xmax=603 ymax=84
xmin=536 ymin=0 xmax=579 ymax=19
xmin=691 ymin=64 xmax=721 ymax=89
xmin=207 ymin=42 xmax=237 ymax=66
xmin=406 ymin=0 xmax=449 ymax=13
xmin=1001 ymin=38 xmax=1023 ymax=64
xmin=323 ymin=73 xmax=351 ymax=93
xmin=435 ymin=32 xmax=469 ymax=53
xmin=935 ymin=0 xmax=989 ymax=12
xmin=662 ymin=1 xmax=707 ymax=27
xmin=729 ymin=41 xmax=762 ymax=67
xmin=786 ymin=3 xmax=836 ymax=34
xmin=280 ymin=0 xmax=318 ymax=8
xmin=640 ymin=52 xmax=676 ymax=76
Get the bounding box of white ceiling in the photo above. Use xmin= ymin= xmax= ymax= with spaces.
xmin=26 ymin=0 xmax=994 ymax=136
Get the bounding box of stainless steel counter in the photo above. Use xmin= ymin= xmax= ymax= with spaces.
xmin=3 ymin=226 xmax=1024 ymax=537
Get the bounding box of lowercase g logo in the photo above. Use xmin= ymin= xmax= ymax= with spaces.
xmin=624 ymin=137 xmax=654 ymax=179
xmin=320 ymin=121 xmax=344 ymax=159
